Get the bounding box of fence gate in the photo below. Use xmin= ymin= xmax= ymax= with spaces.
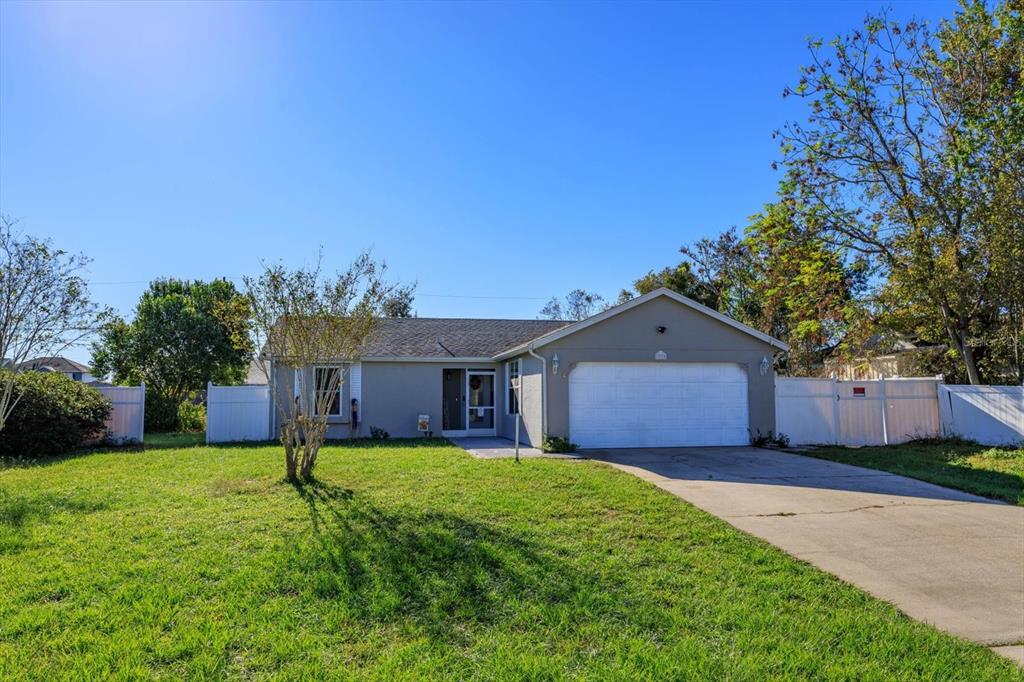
xmin=776 ymin=377 xmax=942 ymax=446
xmin=206 ymin=383 xmax=272 ymax=443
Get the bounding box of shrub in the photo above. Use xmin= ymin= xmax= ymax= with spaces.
xmin=177 ymin=400 xmax=206 ymax=433
xmin=542 ymin=434 xmax=578 ymax=453
xmin=751 ymin=430 xmax=790 ymax=448
xmin=0 ymin=371 xmax=112 ymax=458
xmin=143 ymin=393 xmax=182 ymax=432
xmin=369 ymin=426 xmax=390 ymax=440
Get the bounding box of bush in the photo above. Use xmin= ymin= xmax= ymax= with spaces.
xmin=542 ymin=434 xmax=578 ymax=453
xmin=177 ymin=400 xmax=206 ymax=433
xmin=144 ymin=393 xmax=181 ymax=432
xmin=369 ymin=426 xmax=390 ymax=440
xmin=751 ymin=430 xmax=790 ymax=448
xmin=0 ymin=371 xmax=112 ymax=458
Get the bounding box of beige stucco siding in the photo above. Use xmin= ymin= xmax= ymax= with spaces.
xmin=534 ymin=296 xmax=778 ymax=442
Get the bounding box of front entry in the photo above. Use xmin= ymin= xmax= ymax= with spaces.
xmin=442 ymin=368 xmax=496 ymax=437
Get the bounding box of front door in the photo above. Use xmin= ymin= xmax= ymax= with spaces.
xmin=466 ymin=370 xmax=496 ymax=435
xmin=442 ymin=368 xmax=465 ymax=432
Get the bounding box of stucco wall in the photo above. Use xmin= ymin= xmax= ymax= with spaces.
xmin=534 ymin=296 xmax=778 ymax=443
xmin=360 ymin=361 xmax=503 ymax=439
xmin=498 ymin=354 xmax=542 ymax=447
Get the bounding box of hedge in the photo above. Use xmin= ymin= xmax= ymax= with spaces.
xmin=0 ymin=371 xmax=112 ymax=458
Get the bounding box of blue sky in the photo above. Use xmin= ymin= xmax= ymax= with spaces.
xmin=0 ymin=0 xmax=955 ymax=363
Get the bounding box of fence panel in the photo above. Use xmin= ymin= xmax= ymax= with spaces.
xmin=777 ymin=377 xmax=941 ymax=446
xmin=93 ymin=384 xmax=145 ymax=444
xmin=206 ymin=383 xmax=271 ymax=443
xmin=775 ymin=378 xmax=837 ymax=445
xmin=939 ymin=385 xmax=1024 ymax=446
xmin=885 ymin=379 xmax=943 ymax=444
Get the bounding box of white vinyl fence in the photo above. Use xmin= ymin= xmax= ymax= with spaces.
xmin=93 ymin=384 xmax=145 ymax=444
xmin=939 ymin=385 xmax=1024 ymax=446
xmin=777 ymin=377 xmax=942 ymax=446
xmin=206 ymin=383 xmax=272 ymax=443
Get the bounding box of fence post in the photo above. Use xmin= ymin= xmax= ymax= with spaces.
xmin=879 ymin=377 xmax=889 ymax=446
xmin=139 ymin=382 xmax=146 ymax=444
xmin=831 ymin=377 xmax=840 ymax=445
xmin=206 ymin=381 xmax=213 ymax=445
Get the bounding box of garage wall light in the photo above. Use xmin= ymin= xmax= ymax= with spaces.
xmin=552 ymin=353 xmax=560 ymax=375
xmin=759 ymin=356 xmax=771 ymax=376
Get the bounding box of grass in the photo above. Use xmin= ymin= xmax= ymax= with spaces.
xmin=1 ymin=439 xmax=1021 ymax=679
xmin=800 ymin=440 xmax=1024 ymax=505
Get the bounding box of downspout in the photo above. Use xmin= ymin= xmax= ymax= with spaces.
xmin=527 ymin=344 xmax=547 ymax=436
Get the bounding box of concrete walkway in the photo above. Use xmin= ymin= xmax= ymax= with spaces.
xmin=583 ymin=446 xmax=1024 ymax=663
xmin=450 ymin=437 xmax=580 ymax=459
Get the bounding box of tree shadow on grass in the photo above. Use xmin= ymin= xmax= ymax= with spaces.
xmin=281 ymin=478 xmax=580 ymax=642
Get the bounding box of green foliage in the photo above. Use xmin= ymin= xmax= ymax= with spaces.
xmin=778 ymin=1 xmax=1024 ymax=383
xmin=750 ymin=430 xmax=790 ymax=449
xmin=615 ymin=261 xmax=709 ymax=307
xmin=541 ymin=434 xmax=578 ymax=453
xmin=0 ymin=371 xmax=111 ymax=458
xmin=90 ymin=278 xmax=253 ymax=417
xmin=369 ymin=426 xmax=390 ymax=440
xmin=176 ymin=400 xmax=206 ymax=433
xmin=540 ymin=290 xmax=605 ymax=320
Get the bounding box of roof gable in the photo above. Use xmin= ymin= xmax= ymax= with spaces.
xmin=494 ymin=288 xmax=789 ymax=358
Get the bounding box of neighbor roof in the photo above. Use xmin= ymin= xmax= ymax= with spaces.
xmin=17 ymin=356 xmax=92 ymax=373
xmin=361 ymin=318 xmax=570 ymax=359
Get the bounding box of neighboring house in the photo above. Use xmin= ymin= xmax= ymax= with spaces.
xmin=824 ymin=338 xmax=945 ymax=381
xmin=268 ymin=288 xmax=789 ymax=448
xmin=17 ymin=356 xmax=96 ymax=383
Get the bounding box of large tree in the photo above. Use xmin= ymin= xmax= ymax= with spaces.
xmin=245 ymin=252 xmax=400 ymax=481
xmin=91 ymin=278 xmax=253 ymax=429
xmin=778 ymin=1 xmax=1023 ymax=383
xmin=0 ymin=217 xmax=107 ymax=432
xmin=612 ymin=261 xmax=709 ymax=307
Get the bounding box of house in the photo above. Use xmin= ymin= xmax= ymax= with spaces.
xmin=17 ymin=356 xmax=96 ymax=383
xmin=823 ymin=338 xmax=945 ymax=380
xmin=270 ymin=288 xmax=789 ymax=448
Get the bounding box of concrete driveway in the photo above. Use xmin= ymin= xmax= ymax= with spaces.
xmin=583 ymin=446 xmax=1024 ymax=663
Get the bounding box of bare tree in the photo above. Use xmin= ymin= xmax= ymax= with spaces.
xmin=540 ymin=289 xmax=605 ymax=321
xmin=0 ymin=217 xmax=108 ymax=432
xmin=245 ymin=251 xmax=400 ymax=481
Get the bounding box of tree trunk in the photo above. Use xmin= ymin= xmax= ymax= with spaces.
xmin=944 ymin=321 xmax=982 ymax=385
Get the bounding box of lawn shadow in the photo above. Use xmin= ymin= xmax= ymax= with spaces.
xmin=283 ymin=478 xmax=578 ymax=641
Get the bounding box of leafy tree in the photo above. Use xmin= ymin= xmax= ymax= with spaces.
xmin=90 ymin=279 xmax=253 ymax=430
xmin=777 ymin=1 xmax=1023 ymax=383
xmin=245 ymin=252 xmax=401 ymax=481
xmin=613 ymin=261 xmax=708 ymax=306
xmin=540 ymin=289 xmax=605 ymax=321
xmin=0 ymin=217 xmax=108 ymax=433
xmin=381 ymin=284 xmax=417 ymax=318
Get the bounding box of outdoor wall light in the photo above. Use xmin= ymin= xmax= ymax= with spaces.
xmin=552 ymin=353 xmax=560 ymax=375
xmin=759 ymin=355 xmax=771 ymax=376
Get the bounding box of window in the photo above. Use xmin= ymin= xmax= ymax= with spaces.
xmin=314 ymin=366 xmax=343 ymax=416
xmin=506 ymin=359 xmax=521 ymax=415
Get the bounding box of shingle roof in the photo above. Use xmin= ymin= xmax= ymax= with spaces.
xmin=362 ymin=318 xmax=570 ymax=358
xmin=18 ymin=356 xmax=92 ymax=373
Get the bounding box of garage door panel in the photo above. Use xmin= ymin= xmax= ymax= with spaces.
xmin=569 ymin=362 xmax=749 ymax=448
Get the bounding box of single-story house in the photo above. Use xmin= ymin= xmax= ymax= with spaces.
xmin=17 ymin=356 xmax=96 ymax=383
xmin=270 ymin=288 xmax=789 ymax=448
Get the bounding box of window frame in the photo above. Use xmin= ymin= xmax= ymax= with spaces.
xmin=505 ymin=359 xmax=521 ymax=415
xmin=313 ymin=365 xmax=344 ymax=417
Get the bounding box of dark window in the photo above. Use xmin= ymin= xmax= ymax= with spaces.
xmin=506 ymin=360 xmax=521 ymax=415
xmin=314 ymin=367 xmax=343 ymax=416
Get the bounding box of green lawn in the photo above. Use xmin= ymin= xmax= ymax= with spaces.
xmin=800 ymin=441 xmax=1024 ymax=506
xmin=2 ymin=439 xmax=1021 ymax=679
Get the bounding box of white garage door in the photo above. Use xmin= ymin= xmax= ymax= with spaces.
xmin=569 ymin=362 xmax=749 ymax=448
